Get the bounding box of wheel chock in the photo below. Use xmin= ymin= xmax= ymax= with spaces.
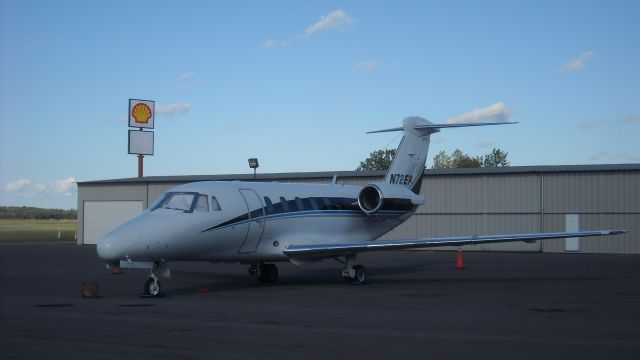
xmin=81 ymin=281 xmax=99 ymax=298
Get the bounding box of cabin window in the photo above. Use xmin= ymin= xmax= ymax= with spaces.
xmin=195 ymin=194 xmax=209 ymax=212
xmin=295 ymin=197 xmax=304 ymax=211
xmin=302 ymin=198 xmax=312 ymax=211
xmin=211 ymin=196 xmax=222 ymax=211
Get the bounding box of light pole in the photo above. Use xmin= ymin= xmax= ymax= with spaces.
xmin=248 ymin=158 xmax=259 ymax=179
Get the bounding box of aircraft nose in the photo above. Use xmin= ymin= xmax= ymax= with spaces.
xmin=96 ymin=234 xmax=120 ymax=261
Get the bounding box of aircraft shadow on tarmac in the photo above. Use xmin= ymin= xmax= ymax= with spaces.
xmin=162 ymin=265 xmax=615 ymax=297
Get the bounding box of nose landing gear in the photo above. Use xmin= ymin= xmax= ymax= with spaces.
xmin=143 ymin=261 xmax=169 ymax=297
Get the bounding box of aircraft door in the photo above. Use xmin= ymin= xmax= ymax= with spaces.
xmin=238 ymin=189 xmax=265 ymax=253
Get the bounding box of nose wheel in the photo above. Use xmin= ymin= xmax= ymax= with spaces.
xmin=143 ymin=261 xmax=167 ymax=297
xmin=144 ymin=277 xmax=161 ymax=296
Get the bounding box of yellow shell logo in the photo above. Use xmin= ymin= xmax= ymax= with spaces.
xmin=132 ymin=103 xmax=152 ymax=124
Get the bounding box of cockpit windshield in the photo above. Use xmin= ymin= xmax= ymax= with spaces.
xmin=152 ymin=192 xmax=198 ymax=212
xmin=150 ymin=191 xmax=219 ymax=213
xmin=163 ymin=193 xmax=195 ymax=211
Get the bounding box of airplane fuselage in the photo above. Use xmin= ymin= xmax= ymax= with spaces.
xmin=97 ymin=181 xmax=414 ymax=264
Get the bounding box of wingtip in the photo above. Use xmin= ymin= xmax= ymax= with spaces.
xmin=605 ymin=230 xmax=627 ymax=235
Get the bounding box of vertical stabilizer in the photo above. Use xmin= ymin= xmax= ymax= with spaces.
xmin=383 ymin=117 xmax=435 ymax=193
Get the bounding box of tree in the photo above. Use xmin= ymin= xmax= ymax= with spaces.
xmin=356 ymin=149 xmax=396 ymax=171
xmin=357 ymin=147 xmax=510 ymax=171
xmin=431 ymin=148 xmax=510 ymax=169
xmin=432 ymin=149 xmax=483 ymax=169
xmin=481 ymin=148 xmax=510 ymax=167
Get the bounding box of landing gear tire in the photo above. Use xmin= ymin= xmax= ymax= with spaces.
xmin=343 ymin=265 xmax=367 ymax=284
xmin=354 ymin=265 xmax=367 ymax=284
xmin=144 ymin=277 xmax=161 ymax=296
xmin=256 ymin=263 xmax=278 ymax=283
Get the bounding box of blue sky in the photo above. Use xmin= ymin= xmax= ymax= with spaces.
xmin=1 ymin=0 xmax=639 ymax=209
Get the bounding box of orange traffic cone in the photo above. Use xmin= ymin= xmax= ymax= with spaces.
xmin=455 ymin=250 xmax=465 ymax=269
xmin=112 ymin=267 xmax=124 ymax=275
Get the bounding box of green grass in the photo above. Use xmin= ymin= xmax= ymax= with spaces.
xmin=0 ymin=219 xmax=77 ymax=242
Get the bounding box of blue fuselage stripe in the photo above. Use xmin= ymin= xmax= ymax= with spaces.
xmin=201 ymin=210 xmax=407 ymax=233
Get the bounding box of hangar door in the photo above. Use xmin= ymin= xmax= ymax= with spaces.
xmin=83 ymin=201 xmax=143 ymax=245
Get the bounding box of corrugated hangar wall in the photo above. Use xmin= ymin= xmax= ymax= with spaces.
xmin=77 ymin=165 xmax=639 ymax=254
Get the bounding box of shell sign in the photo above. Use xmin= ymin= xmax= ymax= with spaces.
xmin=128 ymin=99 xmax=155 ymax=129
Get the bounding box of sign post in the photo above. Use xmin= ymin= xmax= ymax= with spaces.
xmin=138 ymin=155 xmax=144 ymax=177
xmin=128 ymin=99 xmax=155 ymax=178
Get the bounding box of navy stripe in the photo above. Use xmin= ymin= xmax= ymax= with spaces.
xmin=200 ymin=209 xmax=406 ymax=233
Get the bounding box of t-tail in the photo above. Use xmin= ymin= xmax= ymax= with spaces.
xmin=356 ymin=116 xmax=516 ymax=216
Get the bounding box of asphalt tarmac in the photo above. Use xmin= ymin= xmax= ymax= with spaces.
xmin=1 ymin=241 xmax=639 ymax=359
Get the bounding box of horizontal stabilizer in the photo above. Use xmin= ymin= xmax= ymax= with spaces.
xmin=283 ymin=230 xmax=626 ymax=259
xmin=367 ymin=121 xmax=518 ymax=134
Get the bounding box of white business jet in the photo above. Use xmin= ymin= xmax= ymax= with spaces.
xmin=96 ymin=117 xmax=625 ymax=296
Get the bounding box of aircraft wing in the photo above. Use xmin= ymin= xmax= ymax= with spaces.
xmin=283 ymin=230 xmax=626 ymax=259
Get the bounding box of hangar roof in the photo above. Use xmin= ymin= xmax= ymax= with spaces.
xmin=77 ymin=163 xmax=640 ymax=185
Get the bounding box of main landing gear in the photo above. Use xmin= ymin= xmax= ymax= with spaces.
xmin=249 ymin=262 xmax=279 ymax=283
xmin=340 ymin=254 xmax=368 ymax=284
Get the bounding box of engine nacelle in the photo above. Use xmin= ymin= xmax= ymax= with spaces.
xmin=357 ymin=182 xmax=425 ymax=216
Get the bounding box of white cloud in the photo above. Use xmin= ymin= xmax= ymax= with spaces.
xmin=446 ymin=102 xmax=513 ymax=124
xmin=258 ymin=38 xmax=294 ymax=51
xmin=4 ymin=179 xmax=31 ymax=192
xmin=179 ymin=71 xmax=193 ymax=81
xmin=4 ymin=177 xmax=76 ymax=197
xmin=353 ymin=60 xmax=381 ymax=73
xmin=561 ymin=51 xmax=596 ymax=73
xmin=178 ymin=71 xmax=201 ymax=89
xmin=34 ymin=183 xmax=48 ymax=192
xmin=156 ymin=103 xmax=191 ymax=117
xmin=258 ymin=39 xmax=275 ymax=51
xmin=52 ymin=177 xmax=76 ymax=194
xmin=305 ymin=9 xmax=354 ymax=37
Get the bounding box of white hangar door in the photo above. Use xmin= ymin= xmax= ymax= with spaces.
xmin=83 ymin=201 xmax=144 ymax=245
